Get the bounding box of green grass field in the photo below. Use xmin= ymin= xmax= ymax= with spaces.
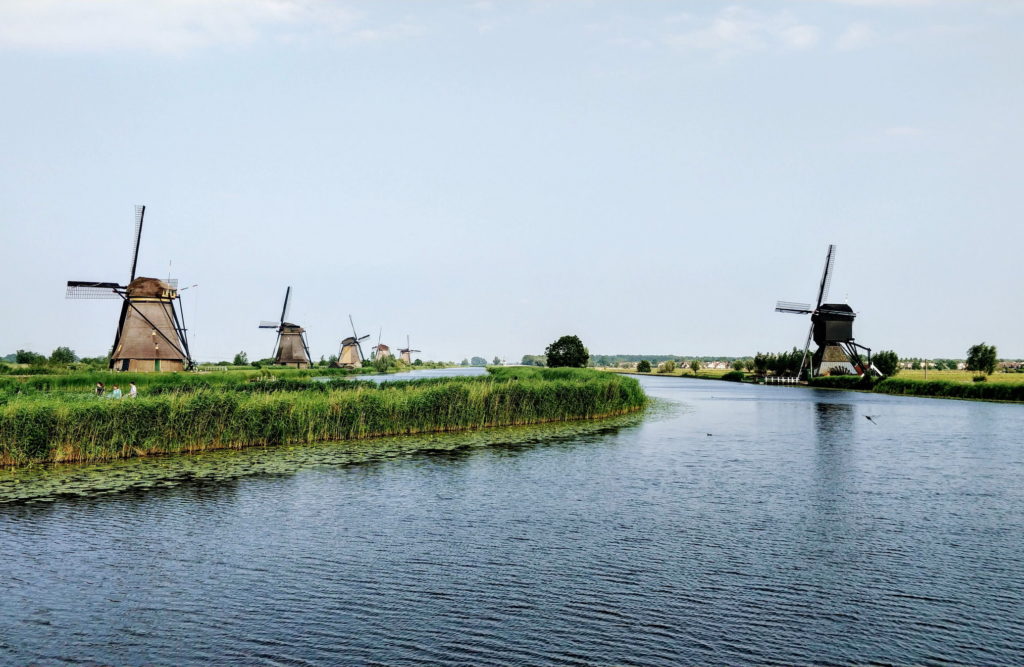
xmin=894 ymin=369 xmax=1024 ymax=384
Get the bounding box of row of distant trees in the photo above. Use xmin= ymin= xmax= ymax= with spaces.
xmin=1 ymin=347 xmax=109 ymax=371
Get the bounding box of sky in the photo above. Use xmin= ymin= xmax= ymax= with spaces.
xmin=1 ymin=0 xmax=1022 ymax=363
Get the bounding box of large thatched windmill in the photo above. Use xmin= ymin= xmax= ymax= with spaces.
xmin=335 ymin=315 xmax=370 ymax=368
xmin=259 ymin=286 xmax=311 ymax=368
xmin=398 ymin=335 xmax=421 ymax=364
xmin=65 ymin=205 xmax=194 ymax=372
xmin=775 ymin=244 xmax=876 ymax=378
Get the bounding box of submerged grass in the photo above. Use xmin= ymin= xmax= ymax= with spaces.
xmin=0 ymin=368 xmax=646 ymax=466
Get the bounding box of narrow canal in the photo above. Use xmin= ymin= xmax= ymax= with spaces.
xmin=1 ymin=373 xmax=1021 ymax=665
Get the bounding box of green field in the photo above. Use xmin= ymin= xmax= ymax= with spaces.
xmin=0 ymin=367 xmax=646 ymax=466
xmin=894 ymin=369 xmax=1024 ymax=384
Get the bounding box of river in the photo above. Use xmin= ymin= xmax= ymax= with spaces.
xmin=1 ymin=371 xmax=1021 ymax=665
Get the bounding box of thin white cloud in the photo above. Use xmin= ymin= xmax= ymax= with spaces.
xmin=0 ymin=0 xmax=373 ymax=53
xmin=836 ymin=21 xmax=876 ymax=50
xmin=665 ymin=6 xmax=820 ymax=55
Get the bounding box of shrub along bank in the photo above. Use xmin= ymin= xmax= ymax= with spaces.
xmin=0 ymin=368 xmax=646 ymax=466
xmin=872 ymin=378 xmax=1024 ymax=402
xmin=807 ymin=375 xmax=1024 ymax=402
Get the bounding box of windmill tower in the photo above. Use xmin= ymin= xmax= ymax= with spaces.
xmin=65 ymin=205 xmax=193 ymax=372
xmin=335 ymin=315 xmax=370 ymax=368
xmin=259 ymin=287 xmax=312 ymax=368
xmin=775 ymin=244 xmax=876 ymax=378
xmin=398 ymin=335 xmax=421 ymax=364
xmin=371 ymin=328 xmax=392 ymax=361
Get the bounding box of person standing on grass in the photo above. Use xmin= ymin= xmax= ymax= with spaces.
xmin=109 ymin=385 xmax=122 ymax=399
xmin=95 ymin=382 xmax=104 ymax=397
xmin=127 ymin=382 xmax=137 ymax=399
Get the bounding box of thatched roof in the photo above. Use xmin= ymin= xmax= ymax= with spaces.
xmin=126 ymin=277 xmax=176 ymax=298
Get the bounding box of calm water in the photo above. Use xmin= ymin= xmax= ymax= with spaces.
xmin=1 ymin=373 xmax=1022 ymax=666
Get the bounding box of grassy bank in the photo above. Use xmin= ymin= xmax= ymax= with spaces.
xmin=873 ymin=378 xmax=1024 ymax=402
xmin=0 ymin=368 xmax=646 ymax=466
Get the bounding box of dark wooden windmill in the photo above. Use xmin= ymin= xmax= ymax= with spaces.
xmin=398 ymin=335 xmax=421 ymax=364
xmin=775 ymin=244 xmax=875 ymax=378
xmin=259 ymin=286 xmax=312 ymax=368
xmin=335 ymin=315 xmax=370 ymax=368
xmin=65 ymin=205 xmax=194 ymax=372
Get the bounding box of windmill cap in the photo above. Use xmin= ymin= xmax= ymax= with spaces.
xmin=127 ymin=277 xmax=176 ymax=297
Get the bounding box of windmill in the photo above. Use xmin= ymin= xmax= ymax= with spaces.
xmin=775 ymin=244 xmax=877 ymax=378
xmin=335 ymin=315 xmax=370 ymax=368
xmin=259 ymin=287 xmax=312 ymax=368
xmin=65 ymin=205 xmax=193 ymax=372
xmin=371 ymin=327 xmax=392 ymax=361
xmin=398 ymin=335 xmax=421 ymax=364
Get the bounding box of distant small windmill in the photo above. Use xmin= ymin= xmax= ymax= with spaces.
xmin=65 ymin=205 xmax=193 ymax=372
xmin=775 ymin=244 xmax=876 ymax=378
xmin=259 ymin=286 xmax=312 ymax=368
xmin=335 ymin=315 xmax=370 ymax=368
xmin=398 ymin=335 xmax=421 ymax=364
xmin=371 ymin=327 xmax=392 ymax=361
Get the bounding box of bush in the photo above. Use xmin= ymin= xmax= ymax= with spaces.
xmin=636 ymin=360 xmax=652 ymax=373
xmin=721 ymin=371 xmax=745 ymax=382
xmin=657 ymin=360 xmax=676 ymax=374
xmin=875 ymin=378 xmax=1024 ymax=402
xmin=808 ymin=375 xmax=875 ymax=390
xmin=973 ymin=375 xmax=987 ymax=382
xmin=873 ymin=350 xmax=899 ymax=377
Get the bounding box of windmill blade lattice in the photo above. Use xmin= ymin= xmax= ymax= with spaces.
xmin=65 ymin=281 xmax=124 ymax=299
xmin=280 ymin=286 xmax=292 ymax=324
xmin=775 ymin=301 xmax=813 ymax=314
xmin=129 ymin=205 xmax=145 ymax=282
xmin=816 ymin=244 xmax=836 ymax=307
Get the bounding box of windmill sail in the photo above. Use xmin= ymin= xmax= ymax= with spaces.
xmin=129 ymin=205 xmax=145 ymax=282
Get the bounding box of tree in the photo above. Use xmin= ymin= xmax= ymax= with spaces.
xmin=690 ymin=359 xmax=702 ymax=375
xmin=966 ymin=342 xmax=998 ymax=375
xmin=521 ymin=354 xmax=546 ymax=367
xmin=636 ymin=360 xmax=652 ymax=373
xmin=470 ymin=356 xmax=488 ymax=367
xmin=15 ymin=349 xmax=46 ymax=365
xmin=545 ymin=335 xmax=589 ymax=368
xmin=49 ymin=346 xmax=77 ymax=365
xmin=233 ymin=351 xmax=249 ymax=366
xmin=492 ymin=356 xmax=502 ymax=366
xmin=657 ymin=360 xmax=676 ymax=373
xmin=873 ymin=350 xmax=899 ymax=377
xmin=413 ymin=358 xmax=423 ymax=366
xmin=731 ymin=360 xmax=744 ymax=371
xmin=460 ymin=358 xmax=469 ymax=366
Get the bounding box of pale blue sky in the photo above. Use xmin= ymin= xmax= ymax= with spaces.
xmin=1 ymin=0 xmax=1021 ymax=362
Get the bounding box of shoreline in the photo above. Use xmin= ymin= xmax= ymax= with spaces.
xmin=0 ymin=368 xmax=647 ymax=467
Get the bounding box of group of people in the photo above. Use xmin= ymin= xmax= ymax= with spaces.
xmin=95 ymin=382 xmax=138 ymax=399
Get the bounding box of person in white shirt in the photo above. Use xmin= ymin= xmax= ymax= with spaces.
xmin=127 ymin=382 xmax=138 ymax=399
